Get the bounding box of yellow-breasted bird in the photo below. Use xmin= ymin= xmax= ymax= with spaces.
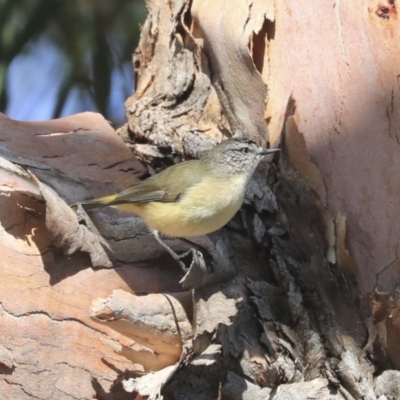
xmin=78 ymin=138 xmax=279 ymax=269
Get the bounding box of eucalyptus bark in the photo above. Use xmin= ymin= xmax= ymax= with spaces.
xmin=1 ymin=0 xmax=400 ymax=399
xmin=120 ymin=0 xmax=400 ymax=398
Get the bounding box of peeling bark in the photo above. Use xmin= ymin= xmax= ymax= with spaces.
xmin=0 ymin=113 xmax=182 ymax=399
xmin=2 ymin=0 xmax=400 ymax=398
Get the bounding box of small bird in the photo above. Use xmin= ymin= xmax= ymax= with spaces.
xmin=78 ymin=138 xmax=279 ymax=268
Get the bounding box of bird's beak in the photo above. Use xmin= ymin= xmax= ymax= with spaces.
xmin=258 ymin=148 xmax=280 ymax=156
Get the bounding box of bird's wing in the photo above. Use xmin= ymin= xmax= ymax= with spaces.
xmin=112 ymin=159 xmax=204 ymax=204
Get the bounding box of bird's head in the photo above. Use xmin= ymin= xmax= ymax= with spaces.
xmin=204 ymin=138 xmax=280 ymax=177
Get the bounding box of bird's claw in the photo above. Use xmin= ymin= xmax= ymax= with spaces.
xmin=178 ymin=248 xmax=214 ymax=274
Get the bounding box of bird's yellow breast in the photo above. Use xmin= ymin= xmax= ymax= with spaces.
xmin=114 ymin=175 xmax=247 ymax=237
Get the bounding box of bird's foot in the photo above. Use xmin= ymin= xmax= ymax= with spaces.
xmin=177 ymin=248 xmax=214 ymax=274
xmin=151 ymin=231 xmax=214 ymax=276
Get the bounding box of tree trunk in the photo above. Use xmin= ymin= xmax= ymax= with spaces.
xmin=1 ymin=0 xmax=400 ymax=399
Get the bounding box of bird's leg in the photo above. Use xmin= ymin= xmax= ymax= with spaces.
xmin=151 ymin=230 xmax=193 ymax=272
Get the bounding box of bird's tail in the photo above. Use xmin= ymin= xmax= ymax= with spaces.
xmin=71 ymin=194 xmax=117 ymax=210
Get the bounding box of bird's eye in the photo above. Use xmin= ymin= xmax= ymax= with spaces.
xmin=241 ymin=147 xmax=250 ymax=154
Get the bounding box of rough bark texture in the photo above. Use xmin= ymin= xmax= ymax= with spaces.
xmin=1 ymin=0 xmax=400 ymax=399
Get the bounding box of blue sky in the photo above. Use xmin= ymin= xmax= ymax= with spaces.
xmin=6 ymin=37 xmax=134 ymax=127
